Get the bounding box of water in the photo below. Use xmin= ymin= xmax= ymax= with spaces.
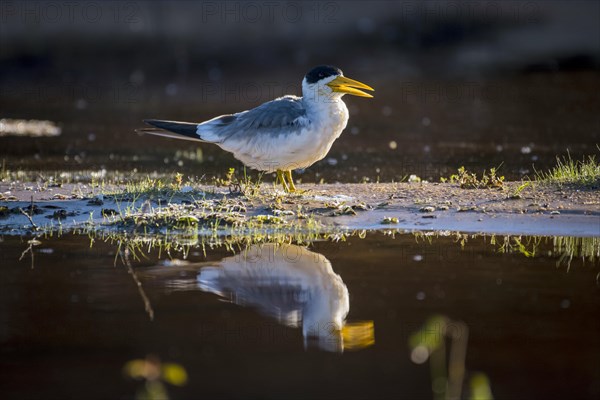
xmin=1 ymin=232 xmax=598 ymax=399
xmin=2 ymin=3 xmax=599 ymax=398
xmin=1 ymin=71 xmax=599 ymax=183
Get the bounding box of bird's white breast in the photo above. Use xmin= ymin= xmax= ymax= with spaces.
xmin=224 ymin=99 xmax=349 ymax=173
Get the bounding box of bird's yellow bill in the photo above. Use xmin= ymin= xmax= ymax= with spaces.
xmin=341 ymin=320 xmax=375 ymax=350
xmin=327 ymin=76 xmax=374 ymax=98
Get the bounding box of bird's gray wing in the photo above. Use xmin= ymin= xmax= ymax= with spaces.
xmin=198 ymin=267 xmax=308 ymax=327
xmin=198 ymin=95 xmax=309 ymax=143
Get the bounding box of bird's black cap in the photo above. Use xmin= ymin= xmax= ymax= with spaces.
xmin=305 ymin=65 xmax=342 ymax=84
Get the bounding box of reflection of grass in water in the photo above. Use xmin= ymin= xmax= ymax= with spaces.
xmin=81 ymin=222 xmax=355 ymax=263
xmin=553 ymin=236 xmax=600 ymax=267
xmin=495 ymin=235 xmax=599 ymax=267
xmin=87 ymin=224 xmax=600 ymax=270
xmin=414 ymin=231 xmax=599 ymax=268
xmin=494 ymin=235 xmax=542 ymax=258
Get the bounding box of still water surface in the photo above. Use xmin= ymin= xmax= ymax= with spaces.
xmin=1 ymin=232 xmax=599 ymax=399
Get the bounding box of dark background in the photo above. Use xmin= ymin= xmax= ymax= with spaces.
xmin=1 ymin=0 xmax=599 ymax=182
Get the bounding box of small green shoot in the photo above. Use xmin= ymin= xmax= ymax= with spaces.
xmin=508 ymin=181 xmax=531 ymax=199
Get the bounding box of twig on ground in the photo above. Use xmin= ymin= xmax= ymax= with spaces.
xmin=18 ymin=196 xmax=39 ymax=231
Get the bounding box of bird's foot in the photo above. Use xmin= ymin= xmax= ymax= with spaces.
xmin=284 ymin=170 xmax=297 ymax=193
xmin=294 ymin=188 xmax=311 ymax=195
xmin=276 ymin=170 xmax=290 ymax=192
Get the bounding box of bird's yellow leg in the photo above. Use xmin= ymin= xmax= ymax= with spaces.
xmin=285 ymin=170 xmax=297 ymax=192
xmin=276 ymin=169 xmax=289 ymax=192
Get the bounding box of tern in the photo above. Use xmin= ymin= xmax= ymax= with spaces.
xmin=139 ymin=243 xmax=374 ymax=352
xmin=141 ymin=65 xmax=374 ymax=192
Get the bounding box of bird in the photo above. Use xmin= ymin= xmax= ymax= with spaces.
xmin=139 ymin=243 xmax=374 ymax=352
xmin=198 ymin=243 xmax=350 ymax=352
xmin=140 ymin=65 xmax=374 ymax=192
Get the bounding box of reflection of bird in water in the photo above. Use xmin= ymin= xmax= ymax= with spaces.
xmin=200 ymin=244 xmax=353 ymax=352
xmin=143 ymin=244 xmax=373 ymax=352
xmin=139 ymin=65 xmax=374 ymax=192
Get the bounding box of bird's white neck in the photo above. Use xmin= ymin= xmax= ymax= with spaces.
xmin=301 ymin=78 xmax=345 ymax=112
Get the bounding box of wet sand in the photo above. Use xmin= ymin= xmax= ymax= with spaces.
xmin=1 ymin=181 xmax=598 ymax=237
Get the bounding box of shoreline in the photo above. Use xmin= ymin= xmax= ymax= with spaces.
xmin=1 ymin=181 xmax=598 ymax=237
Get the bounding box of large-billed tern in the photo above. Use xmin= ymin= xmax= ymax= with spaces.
xmin=138 ymin=243 xmax=375 ymax=352
xmin=142 ymin=65 xmax=374 ymax=192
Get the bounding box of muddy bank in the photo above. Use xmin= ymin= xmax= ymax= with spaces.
xmin=0 ymin=181 xmax=598 ymax=237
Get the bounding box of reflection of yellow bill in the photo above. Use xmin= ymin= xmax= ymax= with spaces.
xmin=123 ymin=358 xmax=188 ymax=386
xmin=341 ymin=320 xmax=375 ymax=350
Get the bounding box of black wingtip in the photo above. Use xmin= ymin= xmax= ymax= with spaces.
xmin=142 ymin=119 xmax=199 ymax=140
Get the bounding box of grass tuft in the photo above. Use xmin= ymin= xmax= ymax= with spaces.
xmin=536 ymin=150 xmax=600 ymax=188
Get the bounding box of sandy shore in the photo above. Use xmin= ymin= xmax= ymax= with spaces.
xmin=1 ymin=181 xmax=598 ymax=237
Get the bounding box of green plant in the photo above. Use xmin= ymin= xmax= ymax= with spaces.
xmin=536 ymin=150 xmax=600 ymax=187
xmin=508 ymin=181 xmax=531 ymax=199
xmin=213 ymin=167 xmax=236 ymax=187
xmin=172 ymin=172 xmax=183 ymax=190
xmin=449 ymin=166 xmax=504 ymax=189
xmin=409 ymin=315 xmax=492 ymax=400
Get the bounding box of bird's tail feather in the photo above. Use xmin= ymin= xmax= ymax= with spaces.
xmin=139 ymin=119 xmax=203 ymax=142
